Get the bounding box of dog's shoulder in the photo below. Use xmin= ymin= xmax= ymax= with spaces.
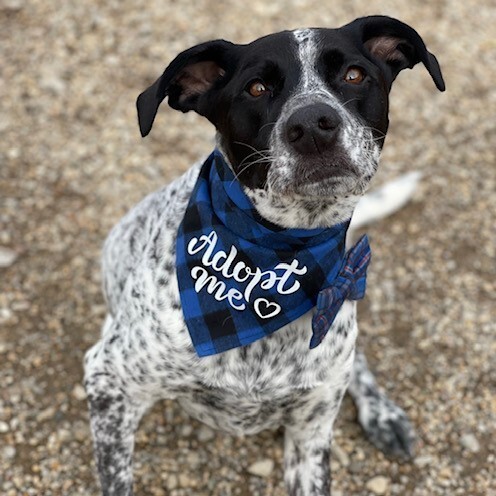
xmin=101 ymin=160 xmax=202 ymax=314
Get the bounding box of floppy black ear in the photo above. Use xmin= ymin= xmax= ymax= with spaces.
xmin=136 ymin=40 xmax=235 ymax=137
xmin=344 ymin=15 xmax=445 ymax=92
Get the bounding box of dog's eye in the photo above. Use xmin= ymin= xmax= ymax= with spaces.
xmin=247 ymin=80 xmax=270 ymax=97
xmin=344 ymin=67 xmax=365 ymax=84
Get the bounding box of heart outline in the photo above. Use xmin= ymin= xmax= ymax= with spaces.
xmin=254 ymin=298 xmax=281 ymax=319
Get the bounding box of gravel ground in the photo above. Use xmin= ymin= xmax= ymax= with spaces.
xmin=1 ymin=0 xmax=495 ymax=495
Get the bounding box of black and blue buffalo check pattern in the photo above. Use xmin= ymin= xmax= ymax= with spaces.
xmin=176 ymin=149 xmax=370 ymax=357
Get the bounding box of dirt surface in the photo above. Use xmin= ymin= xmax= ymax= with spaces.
xmin=1 ymin=0 xmax=495 ymax=495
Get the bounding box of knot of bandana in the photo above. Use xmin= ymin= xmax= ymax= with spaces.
xmin=176 ymin=150 xmax=371 ymax=357
xmin=310 ymin=234 xmax=371 ymax=349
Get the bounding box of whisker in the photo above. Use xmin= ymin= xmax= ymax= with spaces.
xmin=236 ymin=155 xmax=274 ymax=174
xmin=340 ymin=97 xmax=359 ymax=108
xmin=230 ymin=153 xmax=276 ymax=184
xmin=233 ymin=141 xmax=261 ymax=154
xmin=236 ymin=149 xmax=272 ymax=169
xmin=360 ymin=125 xmax=387 ymax=138
xmin=259 ymin=121 xmax=277 ymax=132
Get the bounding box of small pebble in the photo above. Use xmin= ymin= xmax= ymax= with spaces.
xmin=2 ymin=446 xmax=16 ymax=460
xmin=439 ymin=466 xmax=453 ymax=479
xmin=460 ymin=433 xmax=480 ymax=453
xmin=331 ymin=443 xmax=350 ymax=467
xmin=181 ymin=424 xmax=193 ymax=437
xmin=37 ymin=407 xmax=56 ymax=422
xmin=247 ymin=459 xmax=274 ymax=478
xmin=73 ymin=422 xmax=89 ymax=442
xmin=72 ymin=384 xmax=87 ymax=401
xmin=166 ymin=474 xmax=178 ymax=490
xmin=0 ymin=247 xmax=17 ymax=268
xmin=348 ymin=460 xmax=363 ymax=474
xmin=366 ymin=475 xmax=390 ymax=495
xmin=196 ymin=426 xmax=215 ymax=442
xmin=1 ymin=0 xmax=25 ymax=12
xmin=415 ymin=455 xmax=433 ymax=467
xmin=151 ymin=488 xmax=166 ymax=496
xmin=178 ymin=472 xmax=192 ymax=488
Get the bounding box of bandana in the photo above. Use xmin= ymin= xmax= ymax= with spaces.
xmin=176 ymin=150 xmax=371 ymax=357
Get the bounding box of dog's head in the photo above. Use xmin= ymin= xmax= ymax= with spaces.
xmin=137 ymin=16 xmax=444 ymax=228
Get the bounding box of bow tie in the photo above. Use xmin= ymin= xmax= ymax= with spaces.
xmin=310 ymin=234 xmax=371 ymax=349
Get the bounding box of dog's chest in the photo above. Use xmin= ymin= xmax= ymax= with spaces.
xmin=174 ymin=305 xmax=357 ymax=435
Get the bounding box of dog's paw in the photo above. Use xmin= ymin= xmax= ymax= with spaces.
xmin=357 ymin=392 xmax=416 ymax=459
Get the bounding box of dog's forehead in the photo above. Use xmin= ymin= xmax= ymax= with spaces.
xmin=243 ymin=27 xmax=357 ymax=58
xmin=233 ymin=28 xmax=362 ymax=80
xmin=239 ymin=30 xmax=299 ymax=66
xmin=292 ymin=27 xmax=356 ymax=48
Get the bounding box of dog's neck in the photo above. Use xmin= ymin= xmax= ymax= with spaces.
xmin=215 ymin=143 xmax=360 ymax=229
xmin=243 ymin=188 xmax=359 ymax=229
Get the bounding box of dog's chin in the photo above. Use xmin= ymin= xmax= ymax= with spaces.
xmin=270 ymin=165 xmax=365 ymax=199
xmin=292 ymin=176 xmax=358 ymax=198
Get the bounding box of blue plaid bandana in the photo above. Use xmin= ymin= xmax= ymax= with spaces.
xmin=176 ymin=150 xmax=371 ymax=357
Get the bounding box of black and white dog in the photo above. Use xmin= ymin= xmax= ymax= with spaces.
xmin=84 ymin=15 xmax=444 ymax=495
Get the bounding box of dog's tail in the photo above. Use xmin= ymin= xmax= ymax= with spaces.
xmin=350 ymin=171 xmax=422 ymax=231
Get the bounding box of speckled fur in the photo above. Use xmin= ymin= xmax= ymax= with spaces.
xmin=85 ymin=27 xmax=416 ymax=496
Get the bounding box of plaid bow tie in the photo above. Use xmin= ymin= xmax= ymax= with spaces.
xmin=310 ymin=234 xmax=371 ymax=349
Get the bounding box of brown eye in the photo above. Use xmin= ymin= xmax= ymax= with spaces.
xmin=248 ymin=80 xmax=269 ymax=97
xmin=344 ymin=67 xmax=365 ymax=84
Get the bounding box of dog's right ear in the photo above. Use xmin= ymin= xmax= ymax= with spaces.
xmin=136 ymin=40 xmax=235 ymax=137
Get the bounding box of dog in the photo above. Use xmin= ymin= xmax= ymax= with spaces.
xmin=84 ymin=15 xmax=444 ymax=495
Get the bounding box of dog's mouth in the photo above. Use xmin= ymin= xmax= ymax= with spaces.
xmin=267 ymin=153 xmax=362 ymax=198
xmin=292 ymin=175 xmax=359 ymax=198
xmin=298 ymin=162 xmax=356 ymax=183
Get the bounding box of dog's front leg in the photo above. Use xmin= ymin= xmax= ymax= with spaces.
xmin=85 ymin=366 xmax=150 ymax=496
xmin=284 ymin=427 xmax=332 ymax=495
xmin=283 ymin=385 xmax=345 ymax=496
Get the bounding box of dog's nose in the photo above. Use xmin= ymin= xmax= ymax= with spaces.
xmin=285 ymin=103 xmax=342 ymax=155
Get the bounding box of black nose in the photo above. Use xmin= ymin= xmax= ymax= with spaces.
xmin=285 ymin=103 xmax=342 ymax=155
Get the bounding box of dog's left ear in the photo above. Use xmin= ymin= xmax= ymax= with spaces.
xmin=136 ymin=39 xmax=236 ymax=137
xmin=344 ymin=15 xmax=445 ymax=91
